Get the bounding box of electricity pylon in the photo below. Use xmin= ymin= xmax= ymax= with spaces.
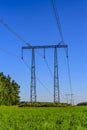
xmin=22 ymin=44 xmax=68 ymax=103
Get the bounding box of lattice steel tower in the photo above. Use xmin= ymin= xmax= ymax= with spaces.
xmin=30 ymin=48 xmax=36 ymax=102
xmin=22 ymin=44 xmax=67 ymax=103
xmin=54 ymin=47 xmax=60 ymax=103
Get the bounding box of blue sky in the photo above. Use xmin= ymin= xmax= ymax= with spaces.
xmin=0 ymin=0 xmax=87 ymax=104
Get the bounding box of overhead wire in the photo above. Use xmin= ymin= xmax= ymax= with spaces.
xmin=0 ymin=46 xmax=29 ymax=68
xmin=65 ymin=47 xmax=73 ymax=104
xmin=51 ymin=0 xmax=64 ymax=43
xmin=0 ymin=47 xmax=20 ymax=60
xmin=66 ymin=48 xmax=72 ymax=94
xmin=44 ymin=58 xmax=53 ymax=80
xmin=0 ymin=19 xmax=46 ymax=59
xmin=35 ymin=48 xmax=54 ymax=80
xmin=36 ymin=77 xmax=53 ymax=96
xmin=66 ymin=56 xmax=73 ymax=103
xmin=0 ymin=19 xmax=31 ymax=46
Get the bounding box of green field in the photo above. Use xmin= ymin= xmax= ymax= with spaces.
xmin=0 ymin=106 xmax=87 ymax=130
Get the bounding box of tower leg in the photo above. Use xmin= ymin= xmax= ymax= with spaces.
xmin=30 ymin=48 xmax=36 ymax=102
xmin=54 ymin=47 xmax=60 ymax=103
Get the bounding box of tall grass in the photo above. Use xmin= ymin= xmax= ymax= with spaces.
xmin=0 ymin=106 xmax=87 ymax=129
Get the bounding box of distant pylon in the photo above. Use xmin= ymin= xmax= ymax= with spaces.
xmin=65 ymin=94 xmax=74 ymax=105
xmin=54 ymin=47 xmax=60 ymax=103
xmin=30 ymin=48 xmax=36 ymax=102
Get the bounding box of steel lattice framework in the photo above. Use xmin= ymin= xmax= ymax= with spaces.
xmin=22 ymin=44 xmax=68 ymax=103
xmin=30 ymin=48 xmax=36 ymax=102
xmin=54 ymin=47 xmax=60 ymax=103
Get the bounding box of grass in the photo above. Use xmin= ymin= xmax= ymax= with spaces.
xmin=0 ymin=106 xmax=87 ymax=129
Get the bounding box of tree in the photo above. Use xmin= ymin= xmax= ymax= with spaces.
xmin=0 ymin=72 xmax=20 ymax=105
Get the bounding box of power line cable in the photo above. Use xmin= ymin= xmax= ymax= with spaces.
xmin=44 ymin=58 xmax=53 ymax=80
xmin=35 ymin=48 xmax=54 ymax=80
xmin=36 ymin=50 xmax=43 ymax=58
xmin=21 ymin=58 xmax=30 ymax=69
xmin=0 ymin=47 xmax=20 ymax=59
xmin=0 ymin=19 xmax=31 ymax=46
xmin=36 ymin=77 xmax=53 ymax=96
xmin=67 ymin=57 xmax=72 ymax=94
xmin=0 ymin=46 xmax=30 ymax=69
xmin=51 ymin=0 xmax=64 ymax=43
xmin=66 ymin=56 xmax=74 ymax=105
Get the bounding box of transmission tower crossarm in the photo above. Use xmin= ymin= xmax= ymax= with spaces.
xmin=22 ymin=44 xmax=68 ymax=50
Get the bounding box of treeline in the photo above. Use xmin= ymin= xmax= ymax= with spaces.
xmin=77 ymin=102 xmax=87 ymax=106
xmin=0 ymin=72 xmax=20 ymax=105
xmin=19 ymin=102 xmax=71 ymax=107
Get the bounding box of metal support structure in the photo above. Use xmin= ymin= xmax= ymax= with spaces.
xmin=22 ymin=43 xmax=68 ymax=103
xmin=22 ymin=44 xmax=67 ymax=49
xmin=66 ymin=94 xmax=69 ymax=104
xmin=65 ymin=94 xmax=74 ymax=105
xmin=54 ymin=47 xmax=60 ymax=103
xmin=30 ymin=48 xmax=36 ymax=102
